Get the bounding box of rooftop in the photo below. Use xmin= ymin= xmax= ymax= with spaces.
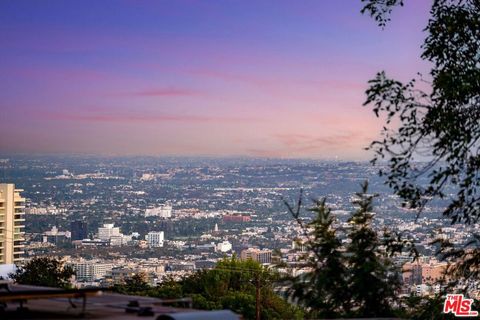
xmin=0 ymin=283 xmax=239 ymax=320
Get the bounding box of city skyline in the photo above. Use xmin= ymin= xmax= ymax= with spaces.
xmin=1 ymin=0 xmax=431 ymax=159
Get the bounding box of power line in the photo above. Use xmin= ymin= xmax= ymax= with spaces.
xmin=182 ymin=265 xmax=274 ymax=320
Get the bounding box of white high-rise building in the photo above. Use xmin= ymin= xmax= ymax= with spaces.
xmin=145 ymin=204 xmax=172 ymax=218
xmin=0 ymin=184 xmax=25 ymax=265
xmin=216 ymin=241 xmax=232 ymax=253
xmin=71 ymin=260 xmax=113 ymax=281
xmin=146 ymin=231 xmax=164 ymax=247
xmin=98 ymin=224 xmax=121 ymax=241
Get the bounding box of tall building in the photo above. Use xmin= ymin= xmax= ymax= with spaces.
xmin=145 ymin=204 xmax=172 ymax=218
xmin=240 ymin=248 xmax=272 ymax=264
xmin=70 ymin=260 xmax=113 ymax=282
xmin=98 ymin=224 xmax=120 ymax=241
xmin=0 ymin=184 xmax=25 ymax=265
xmin=402 ymin=262 xmax=423 ymax=286
xmin=402 ymin=259 xmax=447 ymax=286
xmin=145 ymin=231 xmax=164 ymax=247
xmin=216 ymin=240 xmax=232 ymax=253
xmin=71 ymin=220 xmax=88 ymax=241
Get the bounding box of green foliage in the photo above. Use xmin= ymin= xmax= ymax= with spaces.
xmin=398 ymin=294 xmax=480 ymax=320
xmin=286 ymin=182 xmax=401 ymax=318
xmin=409 ymin=295 xmax=456 ymax=320
xmin=287 ymin=198 xmax=349 ymax=318
xmin=361 ymin=0 xmax=480 ymax=291
xmin=175 ymin=257 xmax=301 ymax=320
xmin=151 ymin=276 xmax=183 ymax=299
xmin=112 ymin=257 xmax=302 ymax=320
xmin=112 ymin=272 xmax=151 ymax=296
xmin=347 ymin=182 xmax=399 ymax=317
xmin=11 ymin=257 xmax=75 ymax=289
xmin=219 ymin=291 xmax=256 ymax=319
xmin=191 ymin=293 xmax=222 ymax=310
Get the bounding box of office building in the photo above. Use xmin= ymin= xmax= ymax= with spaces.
xmin=71 ymin=220 xmax=88 ymax=241
xmin=240 ymin=248 xmax=272 ymax=264
xmin=42 ymin=226 xmax=70 ymax=245
xmin=70 ymin=260 xmax=113 ymax=282
xmin=145 ymin=204 xmax=172 ymax=218
xmin=146 ymin=231 xmax=164 ymax=247
xmin=98 ymin=224 xmax=121 ymax=241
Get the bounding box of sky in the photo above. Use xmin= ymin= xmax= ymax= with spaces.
xmin=0 ymin=0 xmax=432 ymax=159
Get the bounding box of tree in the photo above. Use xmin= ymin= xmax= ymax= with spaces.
xmin=177 ymin=257 xmax=303 ymax=320
xmin=286 ymin=183 xmax=400 ymax=318
xmin=151 ymin=275 xmax=183 ymax=300
xmin=11 ymin=257 xmax=74 ymax=289
xmin=286 ymin=199 xmax=349 ymax=318
xmin=361 ymin=0 xmax=480 ymax=287
xmin=362 ymin=0 xmax=480 ymax=225
xmin=112 ymin=272 xmax=151 ymax=295
xmin=347 ymin=182 xmax=399 ymax=317
xmin=116 ymin=257 xmax=303 ymax=320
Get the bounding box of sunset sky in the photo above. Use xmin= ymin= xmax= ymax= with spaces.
xmin=0 ymin=0 xmax=431 ymax=159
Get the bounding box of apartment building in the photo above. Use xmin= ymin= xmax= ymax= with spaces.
xmin=0 ymin=184 xmax=25 ymax=265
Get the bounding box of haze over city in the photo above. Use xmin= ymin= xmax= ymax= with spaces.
xmin=1 ymin=0 xmax=479 ymax=319
xmin=1 ymin=0 xmax=431 ymax=159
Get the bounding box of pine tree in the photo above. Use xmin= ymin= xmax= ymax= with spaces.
xmin=288 ymin=199 xmax=349 ymax=317
xmin=346 ymin=181 xmax=399 ymax=317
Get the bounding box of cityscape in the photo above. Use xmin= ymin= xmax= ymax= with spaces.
xmin=1 ymin=156 xmax=476 ymax=297
xmin=0 ymin=0 xmax=478 ymax=318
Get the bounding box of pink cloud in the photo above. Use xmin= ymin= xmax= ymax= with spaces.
xmin=244 ymin=131 xmax=366 ymax=158
xmin=42 ymin=111 xmax=259 ymax=123
xmin=310 ymin=79 xmax=368 ymax=91
xmin=10 ymin=66 xmax=109 ymax=82
xmin=131 ymin=88 xmax=198 ymax=97
xmin=246 ymin=148 xmax=285 ymax=158
xmin=189 ymin=69 xmax=368 ymax=94
xmin=189 ymin=69 xmax=271 ymax=87
xmin=275 ymin=132 xmax=358 ymax=148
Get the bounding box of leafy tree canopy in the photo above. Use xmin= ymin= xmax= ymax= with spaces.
xmin=362 ymin=0 xmax=480 ymax=225
xmin=113 ymin=257 xmax=303 ymax=320
xmin=112 ymin=272 xmax=151 ymax=296
xmin=11 ymin=257 xmax=74 ymax=289
xmin=361 ymin=0 xmax=480 ymax=287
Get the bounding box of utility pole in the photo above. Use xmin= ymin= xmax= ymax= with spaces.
xmin=255 ymin=272 xmax=261 ymax=320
